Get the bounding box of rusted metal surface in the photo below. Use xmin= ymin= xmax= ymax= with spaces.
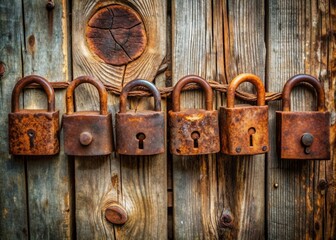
xmin=276 ymin=74 xmax=330 ymax=160
xmin=62 ymin=76 xmax=113 ymax=156
xmin=8 ymin=75 xmax=59 ymax=155
xmin=105 ymin=203 xmax=128 ymax=225
xmin=220 ymin=73 xmax=269 ymax=155
xmin=116 ymin=79 xmax=164 ymax=155
xmin=86 ymin=4 xmax=147 ymax=66
xmin=169 ymin=75 xmax=220 ymax=155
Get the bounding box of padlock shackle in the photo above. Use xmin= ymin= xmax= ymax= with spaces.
xmin=119 ymin=79 xmax=161 ymax=113
xmin=66 ymin=76 xmax=108 ymax=115
xmin=282 ymin=74 xmax=325 ymax=112
xmin=11 ymin=75 xmax=55 ymax=112
xmin=227 ymin=73 xmax=265 ymax=108
xmin=172 ymin=75 xmax=213 ymax=112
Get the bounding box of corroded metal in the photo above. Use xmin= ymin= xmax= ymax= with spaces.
xmin=86 ymin=4 xmax=147 ymax=66
xmin=62 ymin=76 xmax=113 ymax=156
xmin=220 ymin=73 xmax=269 ymax=155
xmin=116 ymin=79 xmax=164 ymax=155
xmin=276 ymin=74 xmax=330 ymax=160
xmin=8 ymin=75 xmax=59 ymax=155
xmin=169 ymin=75 xmax=220 ymax=155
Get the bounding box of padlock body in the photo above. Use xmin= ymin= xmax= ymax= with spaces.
xmin=116 ymin=110 xmax=165 ymax=155
xmin=8 ymin=110 xmax=59 ymax=155
xmin=169 ymin=109 xmax=220 ymax=155
xmin=63 ymin=112 xmax=113 ymax=156
xmin=220 ymin=105 xmax=269 ymax=155
xmin=276 ymin=111 xmax=330 ymax=160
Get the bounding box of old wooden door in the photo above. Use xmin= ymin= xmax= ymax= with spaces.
xmin=0 ymin=0 xmax=335 ymax=239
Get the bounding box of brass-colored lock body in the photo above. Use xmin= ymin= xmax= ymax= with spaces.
xmin=8 ymin=75 xmax=59 ymax=155
xmin=169 ymin=75 xmax=220 ymax=155
xmin=116 ymin=79 xmax=165 ymax=155
xmin=220 ymin=74 xmax=269 ymax=155
xmin=62 ymin=76 xmax=113 ymax=156
xmin=276 ymin=74 xmax=330 ymax=160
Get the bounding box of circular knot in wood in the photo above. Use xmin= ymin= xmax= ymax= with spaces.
xmin=105 ymin=204 xmax=128 ymax=225
xmin=86 ymin=4 xmax=147 ymax=66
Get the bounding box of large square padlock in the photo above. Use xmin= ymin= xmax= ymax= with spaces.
xmin=63 ymin=76 xmax=113 ymax=156
xmin=220 ymin=74 xmax=269 ymax=155
xmin=169 ymin=75 xmax=220 ymax=155
xmin=8 ymin=75 xmax=59 ymax=155
xmin=116 ymin=79 xmax=165 ymax=155
xmin=276 ymin=74 xmax=330 ymax=160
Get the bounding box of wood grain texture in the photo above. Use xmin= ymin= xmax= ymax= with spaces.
xmin=218 ymin=1 xmax=266 ymax=238
xmin=21 ymin=0 xmax=72 ymax=238
xmin=73 ymin=0 xmax=166 ymax=86
xmin=266 ymin=0 xmax=335 ymax=239
xmin=325 ymin=1 xmax=336 ymax=238
xmin=172 ymin=0 xmax=266 ymax=238
xmin=0 ymin=1 xmax=28 ymax=238
xmin=72 ymin=0 xmax=167 ymax=239
xmin=86 ymin=4 xmax=147 ymax=66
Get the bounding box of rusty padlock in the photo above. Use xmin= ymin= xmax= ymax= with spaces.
xmin=62 ymin=76 xmax=113 ymax=156
xmin=169 ymin=75 xmax=220 ymax=155
xmin=8 ymin=75 xmax=59 ymax=155
xmin=116 ymin=79 xmax=164 ymax=155
xmin=220 ymin=74 xmax=269 ymax=155
xmin=276 ymin=74 xmax=330 ymax=160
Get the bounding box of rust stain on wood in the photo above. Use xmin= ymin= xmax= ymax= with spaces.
xmin=86 ymin=4 xmax=147 ymax=66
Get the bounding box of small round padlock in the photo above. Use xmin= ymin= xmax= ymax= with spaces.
xmin=277 ymin=74 xmax=330 ymax=160
xmin=220 ymin=73 xmax=269 ymax=155
xmin=8 ymin=75 xmax=59 ymax=155
xmin=169 ymin=75 xmax=220 ymax=155
xmin=116 ymin=79 xmax=164 ymax=155
xmin=62 ymin=76 xmax=113 ymax=156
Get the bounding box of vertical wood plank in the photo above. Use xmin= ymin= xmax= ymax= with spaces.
xmin=0 ymin=1 xmax=28 ymax=238
xmin=72 ymin=0 xmax=167 ymax=239
xmin=21 ymin=0 xmax=72 ymax=238
xmin=217 ymin=0 xmax=266 ymax=239
xmin=325 ymin=1 xmax=336 ymax=238
xmin=266 ymin=0 xmax=335 ymax=239
xmin=172 ymin=1 xmax=217 ymax=238
xmin=172 ymin=0 xmax=266 ymax=238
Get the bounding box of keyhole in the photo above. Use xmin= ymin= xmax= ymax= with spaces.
xmin=136 ymin=133 xmax=146 ymax=149
xmin=27 ymin=129 xmax=36 ymax=149
xmin=191 ymin=131 xmax=200 ymax=149
xmin=248 ymin=127 xmax=256 ymax=147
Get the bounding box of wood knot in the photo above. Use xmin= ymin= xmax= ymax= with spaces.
xmin=86 ymin=4 xmax=147 ymax=66
xmin=105 ymin=203 xmax=128 ymax=225
xmin=219 ymin=209 xmax=234 ymax=228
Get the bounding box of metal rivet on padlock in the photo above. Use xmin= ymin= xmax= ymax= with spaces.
xmin=220 ymin=73 xmax=269 ymax=155
xmin=116 ymin=79 xmax=164 ymax=155
xmin=276 ymin=74 xmax=330 ymax=160
xmin=8 ymin=75 xmax=60 ymax=155
xmin=62 ymin=76 xmax=113 ymax=156
xmin=169 ymin=75 xmax=220 ymax=155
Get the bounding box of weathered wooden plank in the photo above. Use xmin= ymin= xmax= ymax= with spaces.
xmin=171 ymin=1 xmax=217 ymax=238
xmin=0 ymin=1 xmax=28 ymax=238
xmin=266 ymin=0 xmax=335 ymax=239
xmin=72 ymin=0 xmax=167 ymax=239
xmin=326 ymin=0 xmax=336 ymax=236
xmin=320 ymin=0 xmax=336 ymax=238
xmin=21 ymin=0 xmax=72 ymax=238
xmin=72 ymin=0 xmax=166 ymax=86
xmin=217 ymin=0 xmax=266 ymax=239
xmin=172 ymin=0 xmax=266 ymax=238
